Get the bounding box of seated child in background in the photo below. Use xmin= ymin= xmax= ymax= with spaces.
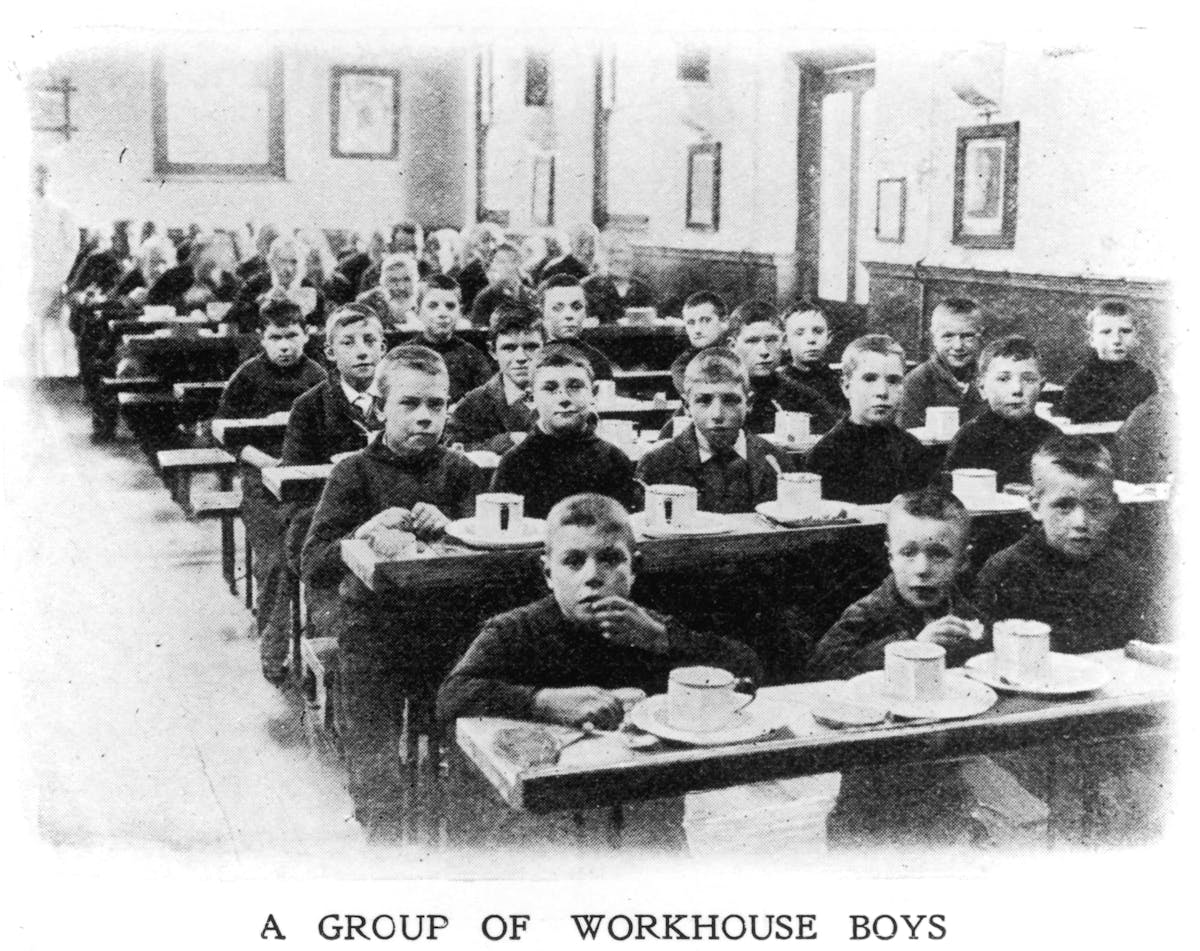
xmin=1059 ymin=299 xmax=1157 ymax=424
xmin=942 ymin=335 xmax=1060 ymax=488
xmin=581 ymin=229 xmax=656 ymax=323
xmin=669 ymin=291 xmax=732 ymax=394
xmin=412 ymin=274 xmax=494 ymax=403
xmin=300 ymin=345 xmax=479 ymax=839
xmin=490 ymin=345 xmax=640 ymax=518
xmin=468 ymin=242 xmax=536 ymax=327
xmin=538 ymin=273 xmax=614 ymax=381
xmin=443 ymin=302 xmax=543 ymax=453
xmin=637 ymin=348 xmax=794 ymax=513
xmin=215 ymin=299 xmax=325 ymax=419
xmin=777 ymin=301 xmax=848 ymax=412
xmin=806 ymin=334 xmax=934 ymax=504
xmin=896 ymin=297 xmax=987 ymax=430
xmin=728 ymin=299 xmax=838 ymax=435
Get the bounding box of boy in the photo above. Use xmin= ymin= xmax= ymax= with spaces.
xmin=777 ymin=300 xmax=848 ymax=412
xmin=806 ymin=335 xmax=934 ymax=504
xmin=300 ymin=345 xmax=479 ymax=838
xmin=412 ymin=274 xmax=494 ymax=403
xmin=581 ymin=229 xmax=655 ymax=322
xmin=638 ymin=349 xmax=794 ymax=513
xmin=896 ymin=298 xmax=987 ymax=429
xmin=668 ymin=290 xmax=731 ymax=394
xmin=215 ymin=299 xmax=325 ymax=419
xmin=943 ymin=335 xmax=1060 ymax=488
xmin=538 ymin=273 xmax=614 ymax=381
xmin=468 ymin=242 xmax=536 ymax=327
xmin=443 ymin=302 xmax=544 ymax=452
xmin=1059 ymin=300 xmax=1157 ymax=424
xmin=490 ymin=345 xmax=639 ymax=518
xmin=728 ymin=299 xmax=838 ymax=435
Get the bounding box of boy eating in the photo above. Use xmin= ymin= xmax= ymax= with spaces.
xmin=777 ymin=301 xmax=847 ymax=412
xmin=1059 ymin=299 xmax=1157 ymax=424
xmin=538 ymin=273 xmax=614 ymax=381
xmin=413 ymin=274 xmax=494 ymax=403
xmin=806 ymin=335 xmax=934 ymax=504
xmin=216 ymin=299 xmax=325 ymax=420
xmin=490 ymin=345 xmax=640 ymax=518
xmin=942 ymin=335 xmax=1060 ymax=488
xmin=468 ymin=242 xmax=536 ymax=327
xmin=669 ymin=291 xmax=731 ymax=394
xmin=896 ymin=298 xmax=987 ymax=429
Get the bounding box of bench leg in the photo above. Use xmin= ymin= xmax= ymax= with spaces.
xmin=221 ymin=514 xmax=237 ymax=595
xmin=290 ymin=574 xmax=303 ymax=684
xmin=244 ymin=530 xmax=255 ymax=611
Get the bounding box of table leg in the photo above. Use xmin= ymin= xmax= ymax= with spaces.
xmin=218 ymin=468 xmax=236 ymax=594
xmin=244 ymin=530 xmax=254 ymax=610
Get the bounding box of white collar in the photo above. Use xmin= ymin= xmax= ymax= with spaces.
xmin=695 ymin=428 xmax=747 ymax=463
xmin=341 ymin=377 xmax=373 ymax=409
xmin=501 ymin=375 xmax=528 ymax=407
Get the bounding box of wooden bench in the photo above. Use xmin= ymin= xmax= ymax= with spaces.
xmin=102 ymin=375 xmax=164 ymax=394
xmin=189 ymin=486 xmax=243 ymax=596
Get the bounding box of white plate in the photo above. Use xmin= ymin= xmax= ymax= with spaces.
xmin=905 ymin=426 xmax=954 ymax=445
xmin=444 ymin=516 xmax=546 ymax=549
xmin=626 ymin=694 xmax=789 ymax=746
xmin=631 ymin=511 xmax=735 ymax=538
xmin=755 ymin=500 xmax=874 ymax=528
xmin=1114 ymin=481 xmax=1170 ymax=504
xmin=845 ymin=670 xmax=998 ymax=721
xmin=761 ymin=433 xmax=821 ymax=451
xmin=963 ymin=652 xmax=1113 ymax=696
xmin=953 ymin=492 xmax=1030 ymax=513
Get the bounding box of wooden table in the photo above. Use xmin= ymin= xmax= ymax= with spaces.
xmin=456 ymin=650 xmax=1171 ymax=814
xmin=596 ymin=396 xmax=681 ymax=428
xmin=211 ymin=413 xmax=290 ymax=454
xmin=261 ymin=464 xmax=335 ymax=503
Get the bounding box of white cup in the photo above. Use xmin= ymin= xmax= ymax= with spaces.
xmin=596 ymin=379 xmax=617 ymax=402
xmin=644 ymin=484 xmax=698 ymax=531
xmin=777 ymin=472 xmax=822 ymax=510
xmin=925 ymin=406 xmax=960 ymax=440
xmin=951 ymin=468 xmax=998 ymax=504
xmin=597 ymin=418 xmax=637 ymax=445
xmin=774 ymin=410 xmax=812 ymax=444
xmin=667 ymin=666 xmax=756 ymax=732
xmin=206 ymin=301 xmax=232 ymax=321
xmin=884 ymin=640 xmax=946 ymax=701
xmin=625 ymin=306 xmax=657 ymax=325
xmin=993 ymin=619 xmax=1052 ymax=684
xmin=475 ymin=493 xmax=525 ymax=536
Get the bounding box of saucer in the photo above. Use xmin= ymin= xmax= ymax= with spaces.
xmin=905 ymin=426 xmax=955 ymax=445
xmin=845 ymin=670 xmax=998 ymax=720
xmin=444 ymin=516 xmax=546 ymax=549
xmin=755 ymin=500 xmax=877 ymax=528
xmin=963 ymin=652 xmax=1113 ymax=696
xmin=626 ymin=694 xmax=790 ymax=746
xmin=632 ymin=511 xmax=735 ymax=538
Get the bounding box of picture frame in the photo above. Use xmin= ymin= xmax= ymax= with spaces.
xmin=952 ymin=121 xmax=1019 ymax=248
xmin=330 ymin=66 xmax=400 ymax=160
xmin=686 ymin=142 xmax=721 ymax=231
xmin=875 ymin=177 xmax=907 ymax=243
xmin=531 ymin=154 xmax=556 ymax=227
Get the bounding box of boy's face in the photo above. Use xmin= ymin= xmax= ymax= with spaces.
xmin=733 ymin=322 xmax=783 ymax=379
xmin=383 ymin=263 xmax=414 ymax=301
xmin=1030 ymin=463 xmax=1117 ymax=560
xmin=682 ymin=303 xmax=728 ymax=349
xmin=542 ymin=286 xmax=588 ymax=340
xmin=843 ymin=351 xmax=905 ymax=425
xmin=1090 ymin=313 xmax=1139 ymax=363
xmin=381 ymin=368 xmax=450 ymax=455
xmin=487 ymin=249 xmax=521 ymax=287
xmin=543 ymin=526 xmax=635 ymax=626
xmin=687 ymin=380 xmax=748 ymax=451
xmin=532 ymin=364 xmax=594 ymax=435
xmin=145 ymin=249 xmax=169 ymax=283
xmin=785 ymin=310 xmax=830 ymax=366
xmin=887 ymin=511 xmax=969 ymax=611
xmin=270 ymin=249 xmax=299 ymax=288
xmin=418 ymin=288 xmax=461 ymax=340
xmin=605 ymin=241 xmax=633 ymax=280
xmin=493 ymin=330 xmax=544 ymax=390
xmin=261 ymin=323 xmax=307 ymax=367
xmin=325 ymin=318 xmax=384 ymax=390
xmin=981 ymin=356 xmax=1043 ymax=420
xmin=930 ymin=312 xmax=983 ymax=370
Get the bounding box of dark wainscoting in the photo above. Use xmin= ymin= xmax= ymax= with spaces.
xmin=633 ymin=245 xmax=788 ymax=317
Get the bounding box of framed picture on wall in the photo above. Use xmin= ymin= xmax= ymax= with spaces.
xmin=875 ymin=177 xmax=907 ymax=243
xmin=953 ymin=121 xmax=1019 ymax=248
xmin=531 ymin=154 xmax=556 ymax=227
xmin=686 ymin=142 xmax=721 ymax=231
xmin=330 ymin=66 xmax=400 ymax=160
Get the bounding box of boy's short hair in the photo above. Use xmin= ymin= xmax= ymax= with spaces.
xmin=841 ymin=334 xmax=906 ymax=382
xmin=374 ymin=344 xmax=449 ymax=402
xmin=530 ymin=342 xmax=595 ymax=384
xmin=728 ymin=298 xmax=782 ymax=337
xmin=783 ymin=299 xmax=830 ymax=329
xmin=536 ymin=272 xmax=584 ymax=308
xmin=683 ymin=347 xmax=749 ymax=395
xmin=488 ymin=301 xmax=543 ymax=346
xmin=260 ymin=299 xmax=305 ymax=331
xmin=1031 ymin=434 xmax=1115 ymax=487
xmin=931 ymin=297 xmax=981 ymax=324
xmin=545 ymin=493 xmax=636 ymax=556
xmin=682 ymin=290 xmax=729 ymax=319
xmin=1085 ymin=298 xmax=1135 ymax=330
xmin=490 ymin=242 xmax=521 ymax=262
xmin=978 ymin=334 xmax=1039 ymax=376
xmin=416 ymin=273 xmax=462 ymax=306
xmin=324 ymin=302 xmax=382 ymax=339
xmin=887 ymin=485 xmax=972 ymax=542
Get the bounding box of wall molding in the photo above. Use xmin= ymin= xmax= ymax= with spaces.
xmin=861 ymin=260 xmax=1171 ymax=302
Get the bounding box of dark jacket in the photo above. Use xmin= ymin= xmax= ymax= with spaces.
xmin=581 ymin=274 xmax=656 ymax=323
xmin=417 ymin=333 xmax=496 ymax=404
xmin=437 ymin=595 xmax=762 ymax=725
xmin=747 ymin=371 xmax=840 ymax=435
xmin=1059 ymin=354 xmax=1158 ymax=424
xmin=216 ymin=353 xmax=326 ymax=420
xmin=443 ymin=374 xmax=533 ymax=452
xmin=354 ymin=287 xmax=411 ymax=331
xmin=896 ymin=354 xmax=986 ymax=430
xmin=457 ymin=259 xmax=490 ymax=314
xmin=1114 ymin=389 xmax=1176 ymax=483
xmin=145 ymin=264 xmax=194 ymax=309
xmin=942 ymin=408 xmax=1061 ymax=487
xmin=806 ymin=417 xmax=935 ymax=504
xmin=777 ymin=361 xmax=848 ymax=413
xmin=280 ymin=372 xmax=380 ymax=466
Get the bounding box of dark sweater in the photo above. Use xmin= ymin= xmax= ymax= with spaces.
xmin=1059 ymin=354 xmax=1157 ymax=424
xmin=419 ymin=334 xmax=496 ymax=404
xmin=896 ymin=354 xmax=986 ymax=430
xmin=942 ymin=408 xmax=1061 ymax=487
xmin=145 ymin=265 xmax=194 ymax=308
xmin=580 ymin=274 xmax=656 ymax=323
xmin=216 ymin=352 xmax=325 ymax=419
xmin=280 ymin=372 xmax=380 ymax=465
xmin=778 ymin=361 xmax=848 ymax=413
xmin=636 ymin=427 xmax=794 ymax=514
xmin=443 ymin=374 xmax=532 ymax=452
xmin=468 ymin=281 xmax=536 ymax=327
xmin=551 ymin=336 xmax=614 ymax=382
xmin=437 ymin=595 xmax=761 ymax=725
xmin=490 ymin=426 xmax=640 ymax=519
xmin=806 ymin=417 xmax=934 ymax=504
xmin=457 ymin=259 xmax=490 ymax=314
xmin=746 ymin=371 xmax=840 ymax=435
xmin=974 ymin=529 xmax=1147 ymax=653
xmin=809 ymin=576 xmax=987 ymax=682
xmin=1115 ymin=389 xmax=1176 ymax=483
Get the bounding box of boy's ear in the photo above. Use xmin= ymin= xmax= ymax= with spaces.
xmin=631 ymin=550 xmax=644 ymax=576
xmin=324 ymin=342 xmax=336 ymax=364
xmin=540 ymin=552 xmax=552 ymax=585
